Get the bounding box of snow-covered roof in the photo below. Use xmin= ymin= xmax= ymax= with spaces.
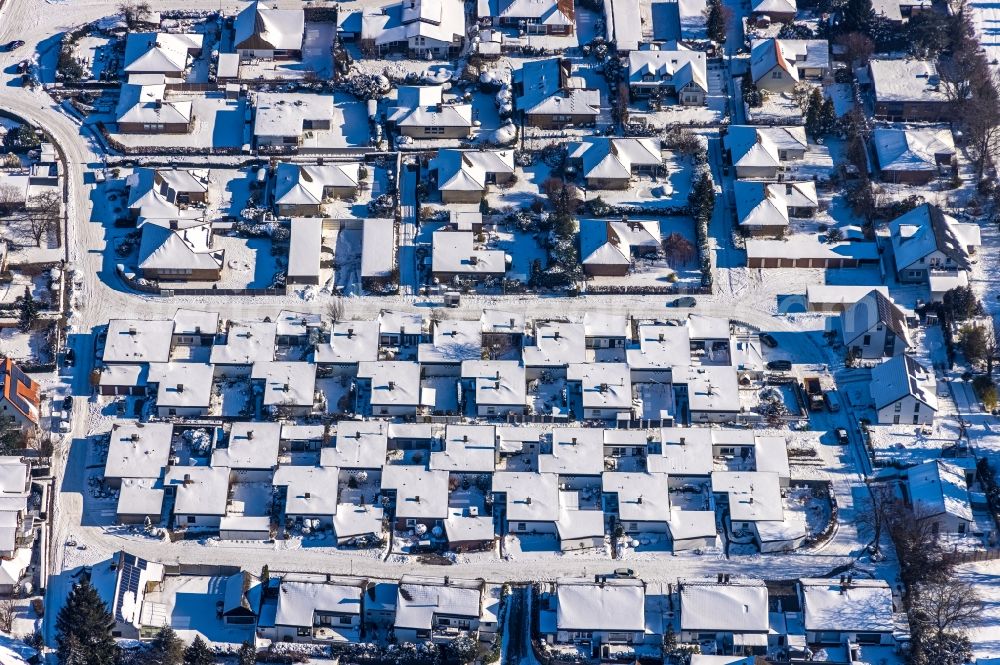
xmin=493 ymin=471 xmax=559 ymax=522
xmin=315 ymin=320 xmax=380 ymax=364
xmin=627 ymin=324 xmax=691 ymax=370
xmin=556 ymin=578 xmax=646 ymax=631
xmin=746 ymin=237 xmax=879 ymax=262
xmin=444 ymin=496 xmax=495 ymax=544
xmin=116 ymin=81 xmax=192 ymax=126
xmin=907 ymin=459 xmax=972 ymax=522
xmin=514 ymin=59 xmax=600 ymax=117
xmin=287 ymin=218 xmax=323 ymax=281
xmin=539 ymin=428 xmax=605 ymax=475
xmin=806 ymin=285 xmax=889 ymax=309
xmin=361 ymin=218 xmax=396 ymax=279
xmin=523 ymin=321 xmax=586 ymax=367
xmin=734 ymin=181 xmax=817 ymax=230
xmin=104 ymin=319 xmax=174 ymax=363
xmin=751 ymin=0 xmax=796 ymax=14
xmin=395 ymin=576 xmax=482 ymax=630
xmin=869 ymin=59 xmax=948 ymax=103
xmin=105 ymin=422 xmax=173 ymax=481
xmin=379 ymin=310 xmax=425 ymax=338
xmin=172 ymin=308 xmax=219 ymax=337
xmin=628 ymin=49 xmax=708 ymax=92
xmin=750 ymin=39 xmax=828 ymax=84
xmin=117 ymin=478 xmax=165 ymax=519
xmin=212 ymin=422 xmax=281 ymax=471
xmin=647 ymin=427 xmax=713 ymax=475
xmin=419 ymin=319 xmax=484 ymax=364
xmin=582 ymin=312 xmax=629 ymax=340
xmin=148 ymin=362 xmax=214 ymax=409
xmin=388 ymin=87 xmax=473 ymax=129
xmin=164 ymin=465 xmax=230 ymax=516
xmin=711 ymin=471 xmax=783 ymax=522
xmin=210 ymin=321 xmax=277 ymax=365
xmin=462 ymin=360 xmax=527 ymax=409
xmin=90 ymin=552 xmax=165 ymax=629
xmin=234 ymin=2 xmax=304 ymax=52
xmin=870 ymin=353 xmax=938 ymax=411
xmin=137 ymin=222 xmax=223 ymax=273
xmin=273 ymin=465 xmax=340 ymax=517
xmin=381 ymin=466 xmax=450 ymax=520
xmin=800 ymin=578 xmax=895 ymax=633
xmin=254 ymin=93 xmax=332 ymax=139
xmin=333 ymin=503 xmax=384 ymax=540
xmin=123 ymin=33 xmax=203 ymax=75
xmin=252 ymin=361 xmax=317 ymax=408
xmin=430 ymin=424 xmax=497 ymax=473
xmin=359 ymin=0 xmax=466 ymax=46
xmin=429 ymin=149 xmax=514 ymax=191
xmin=492 ymin=0 xmax=574 ymax=25
xmin=604 ymin=0 xmax=641 ymax=49
xmin=568 ymin=138 xmax=662 ymax=181
xmin=890 ymin=204 xmax=980 ymax=272
xmin=680 ymin=580 xmax=769 ymax=632
xmin=321 ymin=420 xmax=389 ymax=469
xmin=841 ymin=289 xmax=911 ymax=348
xmin=676 ymin=364 xmax=739 ymax=414
xmin=568 ymin=362 xmax=632 ymax=411
xmin=496 ymin=426 xmax=546 ymax=454
xmin=602 ymin=472 xmax=671 ymax=523
xmin=725 ymin=126 xmax=807 ymax=169
xmin=669 ymin=509 xmax=717 ymax=541
xmin=274 ymin=162 xmax=360 ymax=207
xmin=874 ymin=126 xmax=955 ymax=172
xmin=274 ymin=580 xmax=362 ymax=627
xmin=557 ymin=491 xmax=605 ymax=542
xmin=481 ymin=310 xmax=525 ymax=335
xmin=357 ymin=361 xmax=422 ymax=407
xmin=580 ymin=218 xmax=661 ymax=267
xmin=430 ymin=231 xmax=507 ymax=277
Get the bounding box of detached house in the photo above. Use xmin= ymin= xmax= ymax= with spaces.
xmin=394 ymin=576 xmax=488 ymax=643
xmin=123 ymin=33 xmax=204 ymax=76
xmin=116 ymin=79 xmax=192 ymax=134
xmin=0 ymin=360 xmax=40 ymax=430
xmin=889 ymin=204 xmax=980 ymax=284
xmin=566 ymin=137 xmax=663 ymax=190
xmin=724 ymin=126 xmax=807 ymax=179
xmin=840 ymin=289 xmax=912 ymax=359
xmin=545 ymin=578 xmax=648 ymax=649
xmin=750 ymin=39 xmax=830 ymax=92
xmin=874 ymin=127 xmax=956 ymax=184
xmin=870 ymin=354 xmax=937 ymax=425
xmin=906 ymin=459 xmax=973 ymax=535
xmin=272 ymin=162 xmax=361 ymax=216
xmin=264 ymin=577 xmax=364 ymax=643
xmin=734 ymin=180 xmax=817 ymax=237
xmin=253 ymin=93 xmax=333 ymax=148
xmin=137 ymin=220 xmax=224 ymax=281
xmin=431 ymin=230 xmax=507 ymax=284
xmin=799 ymin=578 xmax=897 ymax=647
xmin=514 ymin=59 xmax=601 ymax=129
xmin=627 ymin=49 xmax=708 ymax=104
xmin=234 ymin=2 xmax=305 ymax=59
xmin=388 ymin=86 xmax=473 ymax=140
xmin=355 ymin=0 xmax=466 ymax=58
xmin=749 ymin=0 xmax=796 ymax=23
xmin=869 ymin=59 xmax=950 ymax=121
xmin=429 ymin=149 xmax=516 ymax=203
xmin=580 ymin=218 xmax=661 ymax=277
xmin=478 ymin=0 xmax=575 ymax=34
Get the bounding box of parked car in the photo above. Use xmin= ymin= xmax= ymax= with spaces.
xmin=767 ymin=360 xmax=792 ymax=371
xmin=667 ymin=296 xmax=696 ymax=308
xmin=614 ymin=568 xmax=635 ymax=578
xmin=759 ymin=333 xmax=778 ymax=348
xmin=1 ymin=41 xmax=25 ymax=52
xmin=62 ymin=395 xmax=73 ymax=413
xmin=835 ymin=428 xmax=849 ymax=445
xmin=824 ymin=390 xmax=842 ymax=412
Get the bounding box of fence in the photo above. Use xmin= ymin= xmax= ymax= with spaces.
xmin=943 ymin=548 xmax=1000 ymax=565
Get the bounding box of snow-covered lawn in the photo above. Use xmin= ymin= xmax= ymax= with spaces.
xmin=142 ymin=574 xmax=257 ymax=646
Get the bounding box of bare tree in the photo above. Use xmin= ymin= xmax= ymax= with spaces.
xmin=835 ymin=32 xmax=874 ymax=67
xmin=962 ymin=85 xmax=1000 ymax=179
xmin=0 ymin=185 xmax=23 ymax=214
xmin=0 ymin=598 xmax=17 ymax=632
xmin=854 ymin=480 xmax=896 ymax=556
xmin=662 ymin=232 xmax=696 ymax=266
xmin=25 ymin=190 xmax=59 ymax=247
xmin=911 ymin=579 xmax=984 ymax=642
xmin=326 ymin=297 xmax=345 ymax=324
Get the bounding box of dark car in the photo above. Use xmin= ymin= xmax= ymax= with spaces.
xmin=1 ymin=41 xmax=25 ymax=52
xmin=767 ymin=359 xmax=792 ymax=371
xmin=62 ymin=395 xmax=73 ymax=413
xmin=667 ymin=296 xmax=697 ymax=308
xmin=759 ymin=333 xmax=778 ymax=348
xmin=835 ymin=428 xmax=849 ymax=445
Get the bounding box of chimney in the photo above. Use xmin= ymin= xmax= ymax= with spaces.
xmin=414 ymin=495 xmax=421 ymax=503
xmin=463 ymin=434 xmax=469 ymax=442
xmin=658 ymin=333 xmax=665 ymax=342
xmin=304 ymin=492 xmax=311 ymax=499
xmin=283 ymin=383 xmax=290 ymax=392
xmin=176 ymin=383 xmax=184 ymax=393
xmin=509 ymin=318 xmax=515 ymax=328
xmin=554 ymin=330 xmax=561 ymax=340
xmin=248 ymin=430 xmax=254 ymax=440
xmin=680 ymin=437 xmax=685 ymax=444
xmin=183 ymin=473 xmax=192 ymax=485
xmin=348 ymin=328 xmax=354 ymax=338
xmin=571 ymin=437 xmax=577 ymax=444
xmin=128 ymin=326 xmax=137 ymax=336
xmin=525 ymin=497 xmax=532 ymax=505
xmin=388 ymin=381 xmax=395 ymax=390
xmin=717 ymin=573 xmax=724 ymax=584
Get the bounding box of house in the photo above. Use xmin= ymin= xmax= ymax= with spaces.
xmin=522 ymin=321 xmax=586 ymax=377
xmin=567 ymin=138 xmax=663 ymax=189
xmin=354 ymin=0 xmax=466 ymax=57
xmin=234 ymin=2 xmax=305 ymax=59
xmin=126 ymin=168 xmax=209 ymax=220
xmin=798 ymin=578 xmax=897 ymax=646
xmin=210 ymin=321 xmax=278 ymax=371
xmin=676 ymin=364 xmax=741 ymax=423
xmin=627 ymin=324 xmax=691 ymax=381
xmin=136 ymin=221 xmax=224 ymax=281
xmin=478 ymin=0 xmax=574 ymax=34
xmin=870 ymin=354 xmax=938 ymax=425
xmin=583 ymin=313 xmax=629 ymax=350
xmin=388 ymin=86 xmax=474 ymax=140
xmin=253 ymin=93 xmax=333 ymax=148
xmin=873 ymin=126 xmax=956 ymax=184
xmin=333 ymin=503 xmax=385 ymax=545
xmin=539 ymin=428 xmax=605 ymax=476
xmin=669 ymin=509 xmax=719 ymax=551
xmin=889 ymin=204 xmax=981 ymax=283
xmin=869 ymin=59 xmax=950 ymax=121
xmin=492 ymin=471 xmax=560 ymax=535
xmin=713 ymin=471 xmax=807 ymax=552
xmin=604 ymin=0 xmax=643 ymax=51
xmin=724 ymin=126 xmax=807 ymax=178
xmin=103 ymin=422 xmax=173 ymax=490
xmin=840 ymin=289 xmax=912 ymax=359
xmin=123 ymin=33 xmax=203 ymax=76
xmin=322 ymin=420 xmax=389 ymax=470
xmin=361 ymin=218 xmax=398 ymax=291
xmin=734 ymin=181 xmax=817 ymax=237
xmin=116 ymin=79 xmax=193 ymax=134
xmin=750 ymin=39 xmax=830 ymax=92
xmin=253 ymin=361 xmax=318 ymax=415
xmin=147 ymin=362 xmax=215 ymax=417
xmin=462 ymin=360 xmax=527 ymax=417
xmin=546 ymin=578 xmax=647 ymax=647
xmin=165 ymin=465 xmax=230 ymax=528
xmin=627 ymin=48 xmax=708 ymax=104
xmin=116 ymin=479 xmax=165 ymax=527
xmin=580 ymin=218 xmax=661 ymax=276
xmin=430 ymin=425 xmax=498 ymax=473
xmin=381 ymin=465 xmax=450 ymax=531
xmin=906 ymin=459 xmax=973 ymax=535
xmin=272 ymin=163 xmax=360 ymax=216
xmin=222 ymin=571 xmax=262 ymax=627
xmin=378 ymin=310 xmax=425 ymax=347
xmin=0 ymin=359 xmax=39 ymax=429
xmin=268 ymin=577 xmax=364 ymax=643
xmin=211 ymin=422 xmax=281 ymax=482
xmin=89 ymin=551 xmax=165 ymax=639
xmin=514 ymin=59 xmax=601 ymax=129
xmin=103 ymin=319 xmax=174 ymax=364
xmin=602 ymin=472 xmax=671 ymax=534
xmin=428 ymin=149 xmax=515 ymax=203
xmin=481 ymin=310 xmax=525 ymax=351
xmin=394 ymin=576 xmax=486 ymax=643
xmin=749 ymin=0 xmax=796 ymax=23
xmin=287 ymin=218 xmax=324 ymax=286
xmin=567 ymin=363 xmax=633 ymax=421
xmin=679 ymin=580 xmax=770 ymax=654
xmin=273 ymin=465 xmax=340 ymax=529
xmin=431 ymin=230 xmax=507 ymax=283
xmin=0 ymin=458 xmax=32 ymax=558
xmin=315 ymin=320 xmax=380 ymax=371
xmin=356 ymin=361 xmax=424 ymax=416
xmin=418 ymin=319 xmax=484 ymax=373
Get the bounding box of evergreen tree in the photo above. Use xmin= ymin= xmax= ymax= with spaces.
xmin=819 ymin=97 xmax=838 ymax=135
xmin=688 ymin=171 xmax=715 ymax=223
xmin=18 ymin=286 xmax=38 ymax=332
xmin=841 ymin=0 xmax=874 ymax=36
xmin=706 ymin=0 xmax=728 ymax=42
xmin=805 ymin=88 xmax=824 ymax=137
xmin=147 ymin=627 xmax=184 ymax=665
xmin=182 ymin=637 xmax=214 ymax=665
xmin=55 ymin=578 xmax=118 ymax=665
xmin=236 ymin=641 xmax=256 ymax=665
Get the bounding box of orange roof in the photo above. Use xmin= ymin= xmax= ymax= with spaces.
xmin=2 ymin=358 xmax=40 ymax=424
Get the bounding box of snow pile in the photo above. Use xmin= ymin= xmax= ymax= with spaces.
xmin=183 ymin=428 xmax=212 ymax=456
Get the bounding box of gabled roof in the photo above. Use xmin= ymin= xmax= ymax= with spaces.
xmin=840 ymin=289 xmax=912 ymax=348
xmin=429 ymin=149 xmax=514 ymax=191
xmin=275 ymin=580 xmax=362 ymax=627
xmin=870 ymin=353 xmax=938 ymax=411
xmin=395 ymin=576 xmax=482 ymax=630
xmin=0 ymin=359 xmax=39 ymax=425
xmin=116 ymin=82 xmax=192 ymax=126
xmin=556 ymin=578 xmax=645 ymax=632
xmin=628 ymin=49 xmax=708 ymax=92
xmin=751 ymin=0 xmax=796 ymax=13
xmin=680 ymin=581 xmax=769 ymax=632
xmin=580 ymin=218 xmax=661 ymax=266
xmin=750 ymin=39 xmax=829 ymax=83
xmin=907 ymin=459 xmax=972 ymax=522
xmin=725 ymin=126 xmax=807 ymax=169
xmin=234 ymin=1 xmax=305 ymax=51
xmin=496 ymin=0 xmax=574 ymax=24
xmin=514 ymin=58 xmax=600 ymax=117
xmin=890 ymin=204 xmax=981 ymax=272
xmin=567 ymin=138 xmax=662 ymax=180
xmin=388 ymin=86 xmax=473 ymax=129
xmin=137 ymin=222 xmax=223 ymax=272
xmin=123 ymin=33 xmax=203 ymax=75
xmin=273 ymin=162 xmax=360 ymax=206
xmin=800 ymin=578 xmax=895 ymax=633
